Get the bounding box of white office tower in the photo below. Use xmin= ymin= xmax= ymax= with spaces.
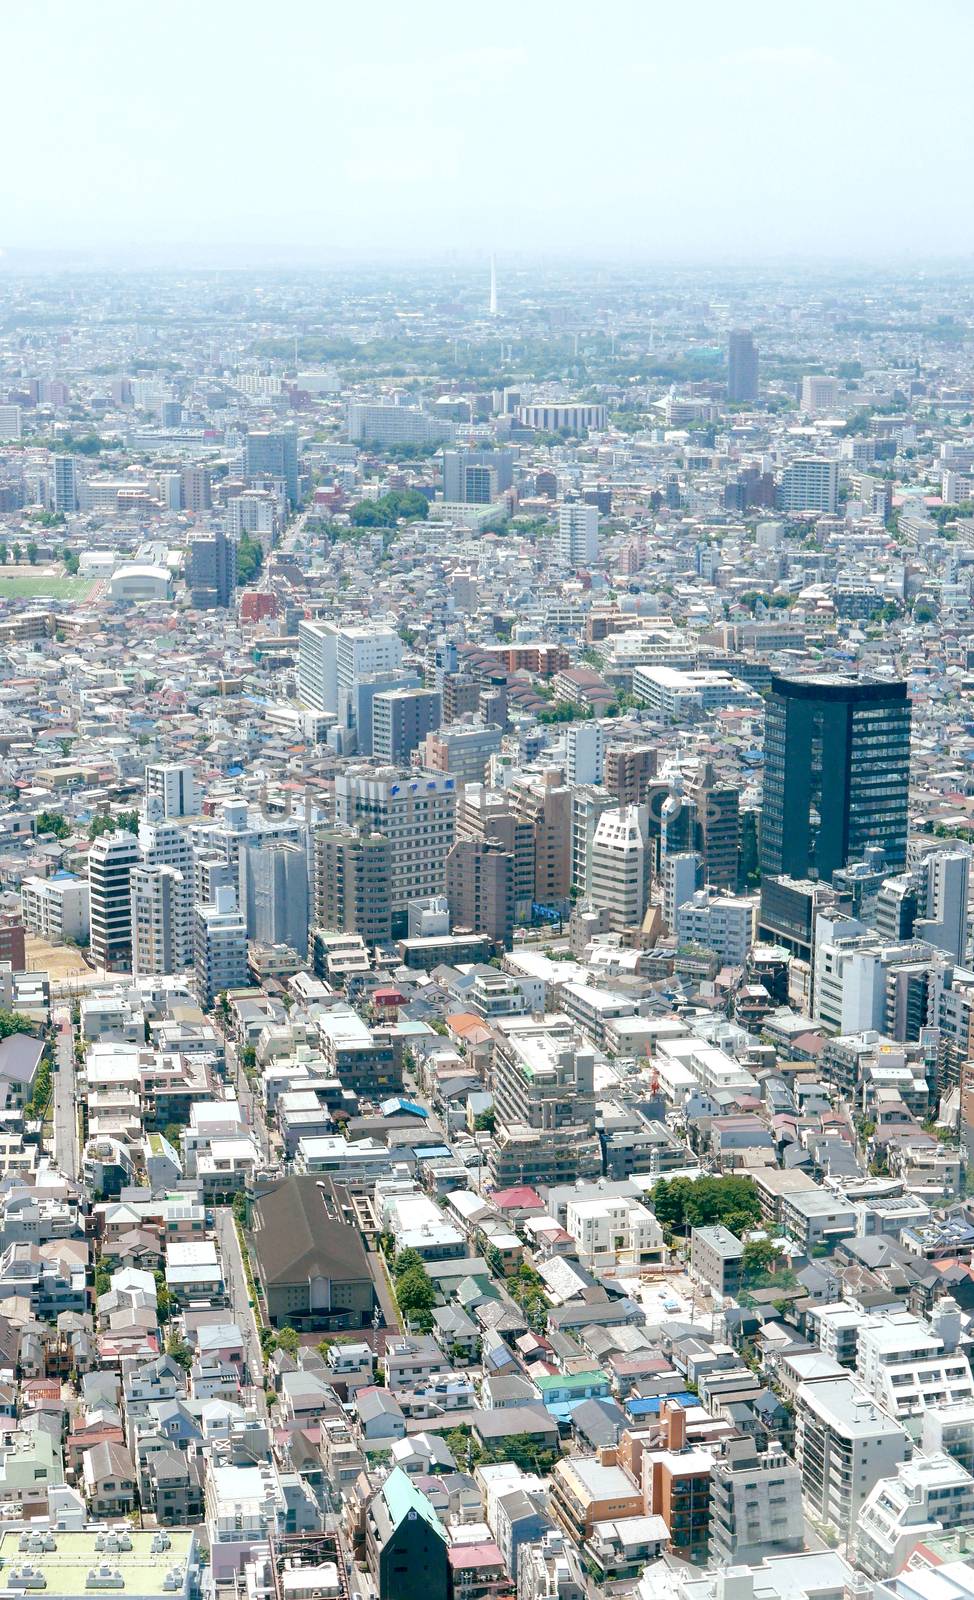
xmin=565 ymin=721 xmax=604 ymax=787
xmin=240 ymin=840 xmax=309 ymax=954
xmin=194 ymin=885 xmax=248 ymax=1009
xmin=52 ymin=454 xmax=79 ymax=514
xmin=663 ymin=851 xmax=701 ymax=932
xmin=296 ymin=619 xmax=403 ymax=717
xmin=144 ymin=763 xmax=201 ymax=819
xmin=801 ymin=374 xmax=840 ymax=412
xmin=334 ymin=766 xmax=457 ymax=927
xmin=777 ymin=457 xmax=839 ymax=514
xmin=131 ymin=864 xmax=185 ymax=978
xmin=557 ymin=502 xmax=599 ymax=566
xmin=589 ymin=805 xmax=651 ymax=932
xmin=0 ymin=406 xmax=21 ymax=441
xmin=915 ymin=848 xmax=970 ymax=963
xmin=138 ymin=806 xmax=194 ymax=968
xmin=88 ymin=829 xmax=140 ymax=971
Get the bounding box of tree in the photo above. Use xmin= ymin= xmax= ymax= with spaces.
xmin=232 ymin=1192 xmax=248 ymax=1226
xmin=350 ymin=489 xmax=429 ymax=527
xmin=0 ymin=545 xmax=7 ymax=566
xmin=89 ymin=810 xmax=138 ymax=841
xmin=474 ymin=1108 xmax=495 ymax=1133
xmin=392 ymin=1247 xmax=425 ymax=1279
xmin=61 ymin=547 xmax=80 ymax=575
xmin=395 ymin=1265 xmax=436 ymax=1321
xmin=11 ymin=544 xmax=21 ymax=565
xmin=236 ymin=532 xmax=264 ymax=586
xmin=276 ymin=1324 xmax=301 ymax=1355
xmin=35 ymin=811 xmax=70 ymax=840
xmin=165 ymin=1331 xmax=193 ymax=1370
xmin=26 ymin=543 xmax=38 ymax=566
xmin=649 ymin=1175 xmax=761 ymax=1238
xmin=742 ymin=1238 xmax=779 ymax=1283
xmin=0 ymin=1011 xmax=35 ymax=1042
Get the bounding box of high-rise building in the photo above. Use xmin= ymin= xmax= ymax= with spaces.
xmin=52 ymin=455 xmax=79 ymax=515
xmin=297 ymin=620 xmax=403 ymax=718
xmin=589 ymin=805 xmax=651 ymax=932
xmin=351 ymin=670 xmax=422 ymax=756
xmin=663 ymin=853 xmax=701 ymax=932
xmin=421 ymin=723 xmax=503 ymax=787
xmin=446 ymin=837 xmax=514 ymax=950
xmin=186 ymin=528 xmax=237 ymax=608
xmin=138 ymin=810 xmax=195 ymax=969
xmin=334 ymin=768 xmax=456 ymax=931
xmin=557 ymin=502 xmax=599 ymax=566
xmin=194 ymin=885 xmax=249 ymax=1008
xmin=144 ymin=764 xmax=201 ymax=820
xmin=131 ymin=864 xmax=184 ymax=978
xmin=777 ymin=457 xmax=839 ymax=514
xmin=371 ymin=688 xmax=442 ymax=766
xmin=726 ymin=330 xmax=758 ymax=403
xmin=88 ymin=829 xmax=140 ymax=970
xmin=509 ymin=770 xmax=572 ymax=907
xmin=604 ymin=744 xmax=657 ymax=805
xmin=181 ymin=466 xmax=212 ymax=513
xmin=456 ymin=784 xmax=535 ymax=921
xmin=565 ymin=722 xmax=604 ymax=787
xmin=244 ymin=429 xmax=299 ymax=507
xmin=801 ymin=374 xmax=840 ymax=412
xmin=488 ymin=1014 xmax=602 ymax=1188
xmin=0 ymin=406 xmax=22 ymax=441
xmin=311 ymin=827 xmax=391 ymax=947
xmin=761 ymin=674 xmax=912 ymax=882
xmin=685 ymin=762 xmax=740 ymax=890
xmin=914 ymin=848 xmax=970 ymax=963
xmin=442 ymin=449 xmax=514 ymax=505
xmin=240 ymin=840 xmax=309 ymax=955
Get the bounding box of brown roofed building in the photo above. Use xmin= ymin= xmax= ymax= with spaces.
xmin=250 ymin=1176 xmax=375 ymax=1331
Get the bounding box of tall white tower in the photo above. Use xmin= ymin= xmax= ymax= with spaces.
xmin=489 ymin=254 xmax=498 ymax=316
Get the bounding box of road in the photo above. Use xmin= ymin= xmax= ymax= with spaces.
xmin=51 ymin=1005 xmax=79 ymax=1181
xmin=215 ymin=1204 xmax=267 ymax=1414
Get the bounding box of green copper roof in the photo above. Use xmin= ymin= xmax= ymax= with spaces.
xmin=381 ymin=1466 xmax=447 ymax=1539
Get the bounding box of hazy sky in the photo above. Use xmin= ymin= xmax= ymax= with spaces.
xmin=4 ymin=0 xmax=973 ymax=265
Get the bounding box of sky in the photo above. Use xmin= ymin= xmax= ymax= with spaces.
xmin=3 ymin=0 xmax=974 ymax=267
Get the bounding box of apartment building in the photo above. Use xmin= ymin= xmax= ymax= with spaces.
xmin=855 ymin=1303 xmax=974 ymax=1424
xmin=488 ymin=1014 xmax=601 ymax=1188
xmin=709 ymin=1438 xmax=803 ymax=1567
xmin=795 ymin=1376 xmax=911 ymax=1539
xmin=335 ymin=767 xmax=456 ymax=931
xmin=21 ymin=873 xmax=89 ymax=944
xmin=88 ymin=829 xmax=140 ymax=971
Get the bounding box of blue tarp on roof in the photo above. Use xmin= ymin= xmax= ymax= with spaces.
xmin=625 ymin=1393 xmax=697 ymax=1418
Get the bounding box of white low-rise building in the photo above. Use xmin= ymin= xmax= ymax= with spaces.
xmin=565 ymin=1193 xmax=666 ymax=1271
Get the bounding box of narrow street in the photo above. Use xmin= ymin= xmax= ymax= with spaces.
xmin=215 ymin=1204 xmax=267 ymax=1414
xmin=51 ymin=1004 xmax=79 ymax=1181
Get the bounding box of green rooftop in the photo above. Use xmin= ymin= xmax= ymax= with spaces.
xmin=381 ymin=1466 xmax=446 ymax=1539
xmin=0 ymin=1528 xmax=196 ymax=1597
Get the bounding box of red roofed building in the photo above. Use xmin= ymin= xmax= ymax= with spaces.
xmin=447 ymin=1541 xmax=508 ymax=1600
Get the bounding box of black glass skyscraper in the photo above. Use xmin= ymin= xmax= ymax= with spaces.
xmin=727 ymin=329 xmax=759 ymax=402
xmin=760 ymin=674 xmax=911 ymax=882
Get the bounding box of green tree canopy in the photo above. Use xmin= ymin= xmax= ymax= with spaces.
xmin=35 ymin=811 xmax=70 ymax=839
xmin=650 ymin=1175 xmax=762 ymax=1237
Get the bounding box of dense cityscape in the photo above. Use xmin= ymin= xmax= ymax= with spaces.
xmin=0 ymin=249 xmax=972 ymax=1600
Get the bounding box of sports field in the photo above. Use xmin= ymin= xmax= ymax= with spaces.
xmin=0 ymin=573 xmax=93 ymax=598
